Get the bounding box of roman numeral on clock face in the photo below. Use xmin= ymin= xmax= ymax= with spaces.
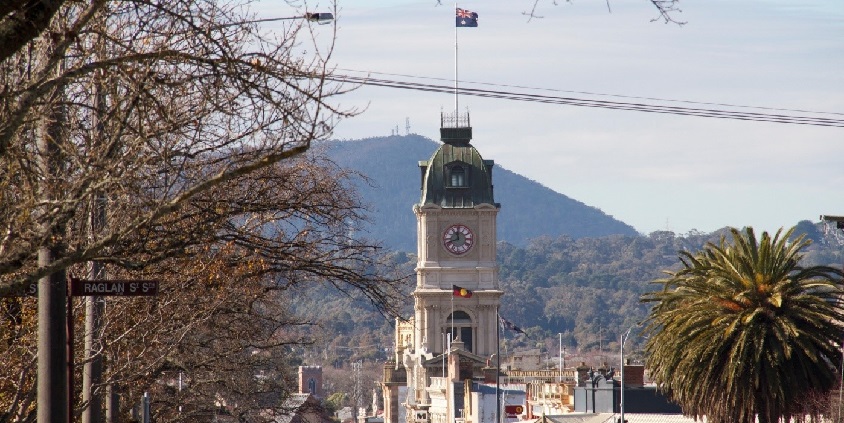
xmin=443 ymin=224 xmax=474 ymax=255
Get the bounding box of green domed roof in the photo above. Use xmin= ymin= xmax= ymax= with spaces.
xmin=418 ymin=127 xmax=498 ymax=208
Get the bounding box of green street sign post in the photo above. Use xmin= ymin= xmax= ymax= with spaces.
xmin=1 ymin=279 xmax=159 ymax=297
xmin=70 ymin=279 xmax=159 ymax=296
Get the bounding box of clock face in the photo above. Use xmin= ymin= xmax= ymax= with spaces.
xmin=443 ymin=224 xmax=475 ymax=255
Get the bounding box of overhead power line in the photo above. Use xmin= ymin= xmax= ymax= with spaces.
xmin=337 ymin=68 xmax=844 ymax=118
xmin=328 ymin=73 xmax=844 ymax=128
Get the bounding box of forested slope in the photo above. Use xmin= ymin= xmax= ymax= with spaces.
xmin=291 ymin=222 xmax=843 ymax=362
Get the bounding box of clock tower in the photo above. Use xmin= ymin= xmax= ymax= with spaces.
xmin=412 ymin=112 xmax=502 ymax=358
xmin=381 ymin=113 xmax=503 ymax=423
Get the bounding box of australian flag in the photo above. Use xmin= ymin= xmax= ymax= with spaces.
xmin=499 ymin=316 xmax=526 ymax=335
xmin=456 ymin=8 xmax=478 ymax=27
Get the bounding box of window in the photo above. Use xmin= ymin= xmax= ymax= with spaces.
xmin=449 ymin=165 xmax=466 ymax=187
xmin=445 ymin=311 xmax=474 ymax=353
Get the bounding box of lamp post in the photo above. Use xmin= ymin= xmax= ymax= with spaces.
xmin=558 ymin=333 xmax=562 ymax=383
xmin=620 ymin=329 xmax=631 ymax=423
xmin=495 ymin=306 xmax=502 ymax=423
xmin=488 ymin=353 xmax=498 ymax=423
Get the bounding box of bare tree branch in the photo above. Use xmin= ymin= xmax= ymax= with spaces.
xmin=0 ymin=0 xmax=359 ymax=295
xmin=517 ymin=0 xmax=684 ymax=24
xmin=649 ymin=0 xmax=686 ymax=25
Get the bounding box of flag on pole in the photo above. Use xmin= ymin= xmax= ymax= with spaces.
xmin=499 ymin=316 xmax=526 ymax=334
xmin=456 ymin=8 xmax=478 ymax=27
xmin=452 ymin=285 xmax=473 ymax=298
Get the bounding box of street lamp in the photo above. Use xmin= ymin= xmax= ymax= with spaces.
xmin=620 ymin=327 xmax=634 ymax=423
xmin=305 ymin=12 xmax=335 ymax=24
xmin=219 ymin=12 xmax=334 ymax=28
xmin=252 ymin=12 xmax=334 ymax=25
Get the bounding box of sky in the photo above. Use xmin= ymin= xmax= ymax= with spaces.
xmin=260 ymin=0 xmax=844 ymax=236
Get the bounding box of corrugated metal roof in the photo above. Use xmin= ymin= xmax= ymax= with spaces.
xmin=618 ymin=414 xmax=704 ymax=423
xmin=525 ymin=414 xmax=705 ymax=423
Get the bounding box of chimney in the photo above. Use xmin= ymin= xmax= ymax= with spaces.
xmin=483 ymin=366 xmax=498 ymax=384
xmin=623 ymin=360 xmax=645 ymax=387
xmin=576 ymin=362 xmax=590 ymax=387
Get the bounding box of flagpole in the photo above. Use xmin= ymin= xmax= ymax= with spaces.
xmin=450 ymin=290 xmax=454 ymax=346
xmin=448 ymin=287 xmax=454 ymax=375
xmin=454 ymin=0 xmax=458 ymax=114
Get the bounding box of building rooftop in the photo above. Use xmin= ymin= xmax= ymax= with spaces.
xmin=526 ymin=414 xmax=705 ymax=423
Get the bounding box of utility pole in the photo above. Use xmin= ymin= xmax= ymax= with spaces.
xmin=37 ymin=59 xmax=69 ymax=423
xmin=83 ymin=34 xmax=108 ymax=423
xmin=352 ymin=361 xmax=362 ymax=422
xmin=82 ymin=239 xmax=105 ymax=423
xmin=558 ymin=333 xmax=562 ymax=383
xmin=105 ymin=384 xmax=120 ymax=423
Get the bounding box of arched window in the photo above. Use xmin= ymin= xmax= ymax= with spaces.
xmin=445 ymin=311 xmax=474 ymax=353
xmin=449 ymin=165 xmax=466 ymax=187
xmin=308 ymin=378 xmax=316 ymax=395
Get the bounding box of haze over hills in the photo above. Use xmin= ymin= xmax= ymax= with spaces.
xmin=293 ymin=136 xmax=844 ymax=362
xmin=322 ymin=134 xmax=638 ymax=252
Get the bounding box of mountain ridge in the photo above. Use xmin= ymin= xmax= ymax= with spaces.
xmin=321 ymin=134 xmax=638 ymax=252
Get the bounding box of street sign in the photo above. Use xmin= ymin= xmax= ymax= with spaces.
xmin=504 ymin=404 xmax=524 ymax=418
xmin=0 ymin=282 xmax=38 ymax=297
xmin=70 ymin=279 xmax=159 ymax=297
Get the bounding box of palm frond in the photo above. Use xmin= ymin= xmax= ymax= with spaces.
xmin=640 ymin=226 xmax=844 ymax=423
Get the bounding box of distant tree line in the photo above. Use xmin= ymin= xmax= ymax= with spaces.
xmin=293 ymin=222 xmax=843 ymax=361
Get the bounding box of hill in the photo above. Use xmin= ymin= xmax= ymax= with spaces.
xmin=294 ymin=135 xmax=844 ymax=367
xmin=322 ymin=135 xmax=638 ymax=252
xmin=289 ymin=223 xmax=844 ymax=366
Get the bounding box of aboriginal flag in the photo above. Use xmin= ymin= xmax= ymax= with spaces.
xmin=452 ymin=285 xmax=473 ymax=298
xmin=456 ymin=8 xmax=478 ymax=27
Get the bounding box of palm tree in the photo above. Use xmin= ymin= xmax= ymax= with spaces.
xmin=642 ymin=226 xmax=844 ymax=423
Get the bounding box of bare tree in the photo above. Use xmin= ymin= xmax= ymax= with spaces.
xmin=0 ymin=0 xmax=408 ymax=420
xmin=800 ymin=382 xmax=844 ymax=423
xmin=1 ymin=150 xmax=408 ymax=421
xmin=0 ymin=0 xmax=354 ymax=293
